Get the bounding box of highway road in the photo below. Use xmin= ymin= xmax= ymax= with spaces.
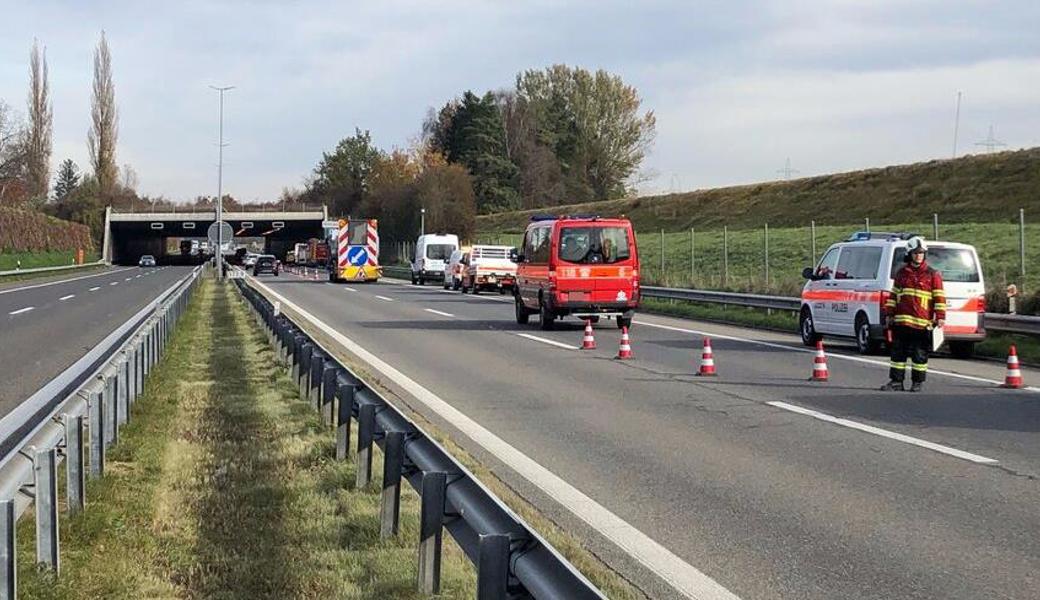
xmin=0 ymin=266 xmax=193 ymax=416
xmin=254 ymin=270 xmax=1040 ymax=600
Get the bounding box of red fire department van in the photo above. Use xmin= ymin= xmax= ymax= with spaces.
xmin=513 ymin=215 xmax=640 ymax=330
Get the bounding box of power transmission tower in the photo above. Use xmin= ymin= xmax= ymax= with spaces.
xmin=974 ymin=125 xmax=1006 ymax=153
xmin=776 ymin=157 xmax=799 ymax=180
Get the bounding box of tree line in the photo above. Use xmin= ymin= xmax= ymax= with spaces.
xmin=289 ymin=64 xmax=655 ymax=242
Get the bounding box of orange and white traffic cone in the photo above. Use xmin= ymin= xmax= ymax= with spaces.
xmin=617 ymin=327 xmax=632 ymax=359
xmin=696 ymin=337 xmax=717 ymax=376
xmin=581 ymin=319 xmax=596 ymax=350
xmin=810 ymin=340 xmax=829 ymax=382
xmin=1002 ymin=345 xmax=1023 ymax=389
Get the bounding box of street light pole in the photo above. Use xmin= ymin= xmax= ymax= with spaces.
xmin=210 ymin=85 xmax=234 ymax=280
xmin=421 ymin=207 xmax=426 ymax=236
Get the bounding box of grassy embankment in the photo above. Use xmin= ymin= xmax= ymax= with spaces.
xmin=16 ymin=279 xmax=480 ymax=599
xmin=0 ymin=250 xmax=98 ymax=271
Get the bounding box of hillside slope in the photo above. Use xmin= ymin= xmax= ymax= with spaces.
xmin=477 ymin=147 xmax=1040 ymax=233
xmin=0 ymin=207 xmax=95 ymax=253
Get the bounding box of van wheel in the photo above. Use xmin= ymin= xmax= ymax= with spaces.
xmin=855 ymin=313 xmax=880 ymax=354
xmin=411 ymin=274 xmax=418 ymax=285
xmin=800 ymin=308 xmax=821 ymax=346
xmin=949 ymin=341 xmax=975 ymax=359
xmin=515 ymin=295 xmax=531 ymax=325
xmin=539 ymin=298 xmax=555 ymax=330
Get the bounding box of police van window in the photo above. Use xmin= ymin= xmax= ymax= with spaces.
xmin=815 ymin=247 xmax=840 ymax=279
xmin=834 ymin=246 xmax=882 ymax=279
xmin=892 ymin=247 xmax=980 ymax=282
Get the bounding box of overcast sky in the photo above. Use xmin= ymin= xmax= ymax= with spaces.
xmin=1 ymin=0 xmax=1038 ymax=202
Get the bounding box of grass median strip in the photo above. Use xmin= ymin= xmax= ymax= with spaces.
xmin=17 ymin=278 xmax=476 ymax=599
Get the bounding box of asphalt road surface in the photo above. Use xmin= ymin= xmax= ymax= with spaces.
xmin=1 ymin=266 xmax=193 ymax=416
xmin=251 ymin=270 xmax=1040 ymax=600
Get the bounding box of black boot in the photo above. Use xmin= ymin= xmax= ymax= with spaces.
xmin=880 ymin=380 xmax=904 ymax=391
xmin=909 ymin=381 xmax=924 ymax=393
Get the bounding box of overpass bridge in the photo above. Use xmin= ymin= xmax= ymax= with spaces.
xmin=102 ymin=206 xmax=329 ymax=265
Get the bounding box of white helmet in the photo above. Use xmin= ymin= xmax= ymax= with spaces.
xmin=906 ymin=236 xmax=928 ymax=254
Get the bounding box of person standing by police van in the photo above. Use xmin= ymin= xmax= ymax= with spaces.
xmin=880 ymin=237 xmax=946 ymax=392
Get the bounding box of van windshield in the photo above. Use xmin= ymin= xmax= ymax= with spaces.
xmin=558 ymin=226 xmax=631 ymax=264
xmin=425 ymin=244 xmax=454 ymax=260
xmin=891 ymin=247 xmax=980 ymax=282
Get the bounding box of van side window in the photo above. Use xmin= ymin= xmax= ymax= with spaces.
xmin=528 ymin=226 xmax=551 ymax=263
xmin=815 ymin=247 xmax=840 ymax=279
xmin=835 ymin=246 xmax=882 ymax=279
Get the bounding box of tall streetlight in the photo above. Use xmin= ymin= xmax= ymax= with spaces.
xmin=210 ymin=85 xmax=234 ymax=280
xmin=420 ymin=207 xmax=426 ymax=236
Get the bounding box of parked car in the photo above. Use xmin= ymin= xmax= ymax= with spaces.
xmin=443 ymin=248 xmax=469 ymax=290
xmin=243 ymin=252 xmax=260 ymax=267
xmin=800 ymin=231 xmax=985 ymax=357
xmin=253 ymin=254 xmax=281 ymax=276
xmin=411 ymin=233 xmax=459 ymax=285
xmin=138 ymin=255 xmax=156 ymax=267
xmin=461 ymin=245 xmax=517 ymax=294
xmin=514 ymin=215 xmax=640 ymax=330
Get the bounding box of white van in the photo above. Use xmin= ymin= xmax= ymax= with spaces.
xmin=800 ymin=232 xmax=986 ymax=357
xmin=411 ymin=234 xmax=459 ymax=285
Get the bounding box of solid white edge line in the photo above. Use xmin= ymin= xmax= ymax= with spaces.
xmin=59 ymin=294 xmax=75 ymax=301
xmin=636 ymin=319 xmax=1040 ymax=392
xmin=0 ymin=266 xmax=133 ymax=296
xmin=424 ymin=308 xmax=455 ymax=317
xmin=250 ymin=278 xmax=740 ymax=600
xmin=515 ymin=332 xmax=578 ymax=350
xmin=375 ymin=295 xmax=394 ymax=302
xmin=8 ymin=306 xmax=34 ymax=315
xmin=767 ymin=401 xmax=999 ymax=465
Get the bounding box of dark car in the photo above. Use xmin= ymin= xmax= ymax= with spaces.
xmin=253 ymin=255 xmax=280 ymax=276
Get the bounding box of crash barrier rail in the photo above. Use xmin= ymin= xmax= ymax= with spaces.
xmin=0 ymin=265 xmax=202 ymax=598
xmin=0 ymin=260 xmax=105 ymax=278
xmin=234 ymin=275 xmax=605 ymax=599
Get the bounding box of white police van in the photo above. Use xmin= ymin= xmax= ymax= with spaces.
xmin=800 ymin=232 xmax=986 ymax=357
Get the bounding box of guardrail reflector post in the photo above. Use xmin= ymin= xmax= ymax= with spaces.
xmin=476 ymin=534 xmax=509 ymax=600
xmin=89 ymin=387 xmax=104 ymax=478
xmin=34 ymin=448 xmax=59 ymax=572
xmin=418 ymin=471 xmax=447 ymax=594
xmin=380 ymin=431 xmax=404 ymax=538
xmin=357 ymin=403 xmax=375 ymax=489
xmin=0 ymin=499 xmax=15 ymax=600
xmin=64 ymin=414 xmax=85 ymax=513
xmin=336 ymin=383 xmax=357 ymax=460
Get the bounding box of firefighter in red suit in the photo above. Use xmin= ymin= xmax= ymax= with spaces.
xmin=880 ymin=237 xmax=946 ymax=392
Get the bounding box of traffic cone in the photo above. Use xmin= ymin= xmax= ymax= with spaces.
xmin=581 ymin=320 xmax=596 ymax=350
xmin=1002 ymin=345 xmax=1023 ymax=389
xmin=617 ymin=327 xmax=632 ymax=359
xmin=696 ymin=337 xmax=717 ymax=376
xmin=810 ymin=340 xmax=829 ymax=382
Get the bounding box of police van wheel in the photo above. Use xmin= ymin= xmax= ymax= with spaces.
xmin=855 ymin=314 xmax=880 ymax=355
xmin=800 ymin=308 xmax=821 ymax=347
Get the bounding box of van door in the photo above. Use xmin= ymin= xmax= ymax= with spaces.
xmin=832 ymin=245 xmax=884 ymax=337
xmin=519 ymin=226 xmax=550 ymax=308
xmin=804 ymin=247 xmax=841 ymax=333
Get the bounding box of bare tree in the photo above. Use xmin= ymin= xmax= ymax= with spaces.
xmin=121 ymin=163 xmax=138 ymax=191
xmin=88 ymin=31 xmax=118 ymax=195
xmin=26 ymin=39 xmax=52 ymax=203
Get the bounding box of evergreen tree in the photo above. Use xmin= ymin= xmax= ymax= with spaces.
xmin=53 ymin=158 xmax=79 ymax=200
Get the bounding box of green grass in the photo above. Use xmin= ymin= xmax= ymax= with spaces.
xmin=0 ymin=250 xmax=99 ymax=271
xmin=17 ymin=278 xmax=478 ymax=598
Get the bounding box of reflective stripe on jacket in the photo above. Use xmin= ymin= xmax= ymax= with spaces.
xmin=884 ymin=261 xmax=946 ymax=329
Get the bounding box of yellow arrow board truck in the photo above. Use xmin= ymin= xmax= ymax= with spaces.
xmin=328 ymin=218 xmax=381 ymax=283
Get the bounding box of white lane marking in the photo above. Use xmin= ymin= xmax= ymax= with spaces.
xmin=344 ymin=286 xmax=358 ymax=292
xmin=636 ymin=319 xmax=1040 ymax=392
xmin=768 ymin=401 xmax=998 ymax=465
xmin=250 ymin=278 xmax=740 ymax=600
xmin=135 ymin=274 xmax=141 ymax=278
xmin=437 ymin=288 xmax=511 ymax=303
xmin=110 ymin=282 xmax=119 ymax=286
xmin=424 ymin=308 xmax=455 ymax=317
xmin=0 ymin=267 xmax=133 ymax=296
xmin=8 ymin=306 xmax=34 ymax=315
xmin=125 ymin=277 xmax=133 ymax=281
xmin=59 ymin=294 xmax=75 ymax=301
xmin=88 ymin=286 xmax=100 ymax=292
xmin=375 ymin=295 xmax=394 ymax=302
xmin=515 ymin=332 xmax=576 ymax=350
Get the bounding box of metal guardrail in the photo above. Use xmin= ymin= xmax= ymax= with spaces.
xmin=235 ymin=276 xmax=605 ymax=599
xmin=0 ymin=261 xmax=104 ymax=278
xmin=0 ymin=266 xmax=202 ymax=596
xmin=640 ymin=285 xmax=1040 ymax=336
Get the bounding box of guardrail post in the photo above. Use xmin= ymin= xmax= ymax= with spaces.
xmin=291 ymin=335 xmax=306 ymax=383
xmin=321 ymin=366 xmax=338 ymax=427
xmin=476 ymin=534 xmax=509 ymax=600
xmin=117 ymin=355 xmax=129 ymax=426
xmin=126 ymin=347 xmax=136 ymax=405
xmin=298 ymin=344 xmax=313 ymax=402
xmin=336 ymin=383 xmax=357 ymax=460
xmin=380 ymin=431 xmax=404 ymax=538
xmin=64 ymin=414 xmax=85 ymax=513
xmin=310 ymin=354 xmax=325 ymax=411
xmin=417 ymin=471 xmax=447 ymax=594
xmin=34 ymin=448 xmax=59 ymax=572
xmin=104 ymin=372 xmax=118 ymax=447
xmin=89 ymin=386 xmax=104 ymax=477
xmin=143 ymin=329 xmax=152 ymax=376
xmin=356 ymin=403 xmax=375 ymax=488
xmin=0 ymin=499 xmax=15 ymax=600
xmin=136 ymin=339 xmax=145 ymax=395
